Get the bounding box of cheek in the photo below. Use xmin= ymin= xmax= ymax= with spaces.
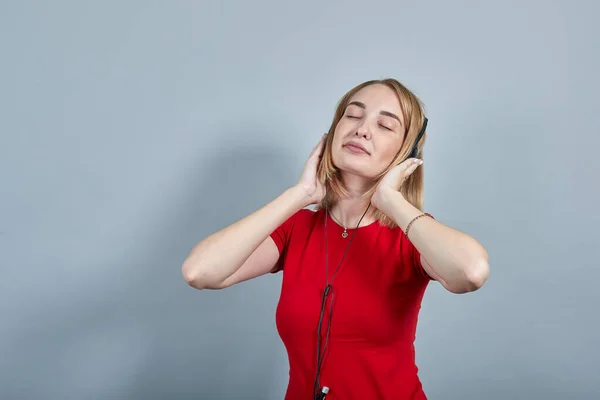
xmin=375 ymin=138 xmax=403 ymax=163
xmin=333 ymin=119 xmax=351 ymax=135
xmin=331 ymin=124 xmax=349 ymax=149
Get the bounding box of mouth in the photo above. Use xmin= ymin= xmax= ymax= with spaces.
xmin=343 ymin=141 xmax=370 ymax=155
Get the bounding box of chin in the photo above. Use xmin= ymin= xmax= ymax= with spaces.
xmin=333 ymin=154 xmax=378 ymax=179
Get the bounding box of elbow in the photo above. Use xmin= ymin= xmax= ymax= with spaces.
xmin=182 ymin=260 xmax=202 ymax=289
xmin=465 ymin=257 xmax=490 ymax=292
xmin=182 ymin=260 xmax=217 ymax=290
xmin=447 ymin=256 xmax=490 ymax=294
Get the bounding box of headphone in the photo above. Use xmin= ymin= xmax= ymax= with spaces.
xmin=313 ymin=117 xmax=428 ymax=400
xmin=407 ymin=117 xmax=428 ymax=159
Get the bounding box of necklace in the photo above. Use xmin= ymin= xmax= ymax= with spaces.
xmin=314 ymin=202 xmax=370 ymax=395
xmin=329 ymin=209 xmax=368 ymax=238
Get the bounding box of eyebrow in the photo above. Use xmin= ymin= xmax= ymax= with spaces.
xmin=347 ymin=101 xmax=403 ymax=127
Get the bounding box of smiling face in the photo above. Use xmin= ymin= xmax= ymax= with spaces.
xmin=331 ymin=83 xmax=407 ymax=179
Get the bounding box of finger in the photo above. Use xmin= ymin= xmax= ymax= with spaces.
xmin=404 ymin=157 xmax=421 ymax=166
xmin=397 ymin=157 xmax=418 ymax=172
xmin=403 ymin=159 xmax=423 ymax=178
xmin=314 ymin=134 xmax=328 ymax=160
xmin=396 ymin=158 xmax=418 ymax=176
xmin=309 ymin=133 xmax=327 ymax=157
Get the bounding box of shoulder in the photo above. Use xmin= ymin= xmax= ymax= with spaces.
xmin=270 ymin=207 xmax=320 ymax=246
xmin=366 ymin=222 xmax=433 ymax=281
xmin=287 ymin=207 xmax=323 ymax=228
xmin=276 ymin=207 xmax=317 ymax=228
xmin=296 ymin=207 xmax=319 ymax=219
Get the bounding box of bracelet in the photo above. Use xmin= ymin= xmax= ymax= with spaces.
xmin=404 ymin=212 xmax=433 ymax=237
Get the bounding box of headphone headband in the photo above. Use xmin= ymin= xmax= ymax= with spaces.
xmin=408 ymin=117 xmax=428 ymax=159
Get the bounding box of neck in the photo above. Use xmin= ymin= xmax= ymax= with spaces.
xmin=329 ymin=173 xmax=374 ymax=228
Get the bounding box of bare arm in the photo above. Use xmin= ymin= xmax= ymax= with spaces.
xmin=372 ymin=158 xmax=490 ymax=294
xmin=182 ymin=186 xmax=306 ymax=289
xmin=379 ymin=189 xmax=489 ymax=294
xmin=182 ymin=134 xmax=327 ymax=290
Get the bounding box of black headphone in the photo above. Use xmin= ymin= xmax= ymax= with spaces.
xmin=408 ymin=117 xmax=428 ymax=159
xmin=313 ymin=117 xmax=428 ymax=399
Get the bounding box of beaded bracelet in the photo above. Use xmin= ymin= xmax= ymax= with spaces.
xmin=404 ymin=212 xmax=433 ymax=237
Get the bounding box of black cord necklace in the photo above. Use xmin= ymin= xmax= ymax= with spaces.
xmin=313 ymin=201 xmax=371 ymax=399
xmin=329 ymin=210 xmax=351 ymax=238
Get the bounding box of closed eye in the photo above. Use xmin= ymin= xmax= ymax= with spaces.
xmin=379 ymin=124 xmax=393 ymax=131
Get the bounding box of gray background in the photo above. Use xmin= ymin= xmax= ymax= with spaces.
xmin=1 ymin=1 xmax=598 ymax=399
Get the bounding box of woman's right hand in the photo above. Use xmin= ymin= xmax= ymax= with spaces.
xmin=295 ymin=133 xmax=327 ymax=206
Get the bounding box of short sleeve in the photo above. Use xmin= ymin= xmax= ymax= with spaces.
xmin=269 ymin=211 xmax=299 ymax=273
xmin=403 ymin=237 xmax=433 ymax=280
xmin=402 ymin=214 xmax=435 ymax=280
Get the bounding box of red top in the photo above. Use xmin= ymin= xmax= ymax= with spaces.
xmin=270 ymin=208 xmax=432 ymax=400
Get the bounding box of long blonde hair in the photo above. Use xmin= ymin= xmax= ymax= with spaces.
xmin=316 ymin=78 xmax=428 ymax=228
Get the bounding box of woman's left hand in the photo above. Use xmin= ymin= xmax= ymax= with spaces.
xmin=371 ymin=158 xmax=423 ymax=211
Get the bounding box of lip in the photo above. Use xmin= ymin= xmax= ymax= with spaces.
xmin=343 ymin=141 xmax=370 ymax=155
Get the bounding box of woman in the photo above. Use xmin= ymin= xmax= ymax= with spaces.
xmin=182 ymin=78 xmax=490 ymax=399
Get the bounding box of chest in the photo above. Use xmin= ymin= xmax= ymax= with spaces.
xmin=275 ymin=227 xmax=421 ymax=345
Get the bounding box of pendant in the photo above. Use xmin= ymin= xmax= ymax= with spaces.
xmin=342 ymin=229 xmax=348 ymax=238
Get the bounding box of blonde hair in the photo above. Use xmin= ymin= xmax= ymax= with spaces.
xmin=316 ymin=78 xmax=428 ymax=228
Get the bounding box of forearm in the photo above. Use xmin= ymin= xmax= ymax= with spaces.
xmin=182 ymin=186 xmax=307 ymax=287
xmin=381 ymin=189 xmax=489 ymax=293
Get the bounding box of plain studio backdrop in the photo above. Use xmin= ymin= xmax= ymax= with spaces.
xmin=1 ymin=1 xmax=598 ymax=399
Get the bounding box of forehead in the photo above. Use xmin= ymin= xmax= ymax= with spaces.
xmin=348 ymin=84 xmax=402 ymax=114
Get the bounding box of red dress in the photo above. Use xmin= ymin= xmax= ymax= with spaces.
xmin=270 ymin=208 xmax=432 ymax=400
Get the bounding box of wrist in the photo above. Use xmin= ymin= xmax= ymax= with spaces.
xmin=375 ymin=187 xmax=405 ymax=214
xmin=288 ymin=185 xmax=312 ymax=209
xmin=382 ymin=190 xmax=422 ymax=230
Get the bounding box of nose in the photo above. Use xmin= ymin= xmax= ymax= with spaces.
xmin=355 ymin=120 xmax=371 ymax=139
